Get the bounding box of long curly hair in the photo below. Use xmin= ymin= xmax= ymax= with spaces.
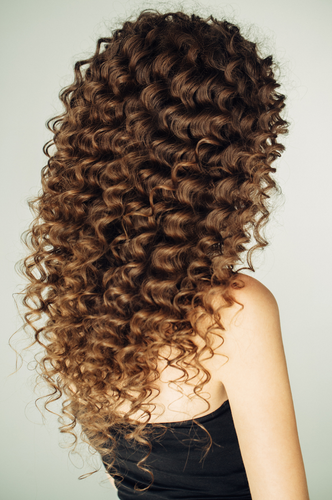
xmin=13 ymin=8 xmax=289 ymax=492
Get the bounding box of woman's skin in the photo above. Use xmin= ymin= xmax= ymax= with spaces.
xmin=107 ymin=473 xmax=116 ymax=489
xmin=105 ymin=274 xmax=310 ymax=499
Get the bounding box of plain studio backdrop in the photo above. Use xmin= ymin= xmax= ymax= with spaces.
xmin=1 ymin=0 xmax=331 ymax=499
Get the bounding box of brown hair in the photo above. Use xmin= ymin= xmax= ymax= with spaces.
xmin=13 ymin=8 xmax=289 ymax=492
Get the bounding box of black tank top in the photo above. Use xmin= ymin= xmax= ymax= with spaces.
xmin=102 ymin=399 xmax=252 ymax=500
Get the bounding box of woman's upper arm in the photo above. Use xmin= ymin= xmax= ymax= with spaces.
xmin=215 ymin=275 xmax=310 ymax=500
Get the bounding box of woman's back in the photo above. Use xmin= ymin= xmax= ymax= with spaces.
xmin=114 ymin=317 xmax=229 ymax=426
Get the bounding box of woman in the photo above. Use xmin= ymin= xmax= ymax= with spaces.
xmin=17 ymin=8 xmax=310 ymax=500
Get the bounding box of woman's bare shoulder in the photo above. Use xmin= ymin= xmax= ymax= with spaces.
xmin=209 ymin=273 xmax=279 ymax=340
xmin=210 ymin=272 xmax=282 ymax=366
xmin=192 ymin=273 xmax=278 ymax=356
xmin=230 ymin=272 xmax=277 ymax=307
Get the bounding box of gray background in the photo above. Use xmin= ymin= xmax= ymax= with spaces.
xmin=1 ymin=0 xmax=331 ymax=499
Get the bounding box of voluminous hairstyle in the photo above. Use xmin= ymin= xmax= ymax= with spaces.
xmin=14 ymin=8 xmax=289 ymax=492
